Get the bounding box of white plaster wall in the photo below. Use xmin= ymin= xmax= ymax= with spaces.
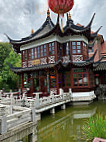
xmin=20 ymin=35 xmax=88 ymax=51
xmin=72 ymin=91 xmax=95 ymax=97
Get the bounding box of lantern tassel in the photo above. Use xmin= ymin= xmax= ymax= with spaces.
xmin=58 ymin=12 xmax=64 ymax=33
xmin=61 ymin=18 xmax=64 ymax=33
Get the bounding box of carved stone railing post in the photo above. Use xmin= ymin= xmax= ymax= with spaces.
xmin=22 ymin=92 xmax=26 ymax=107
xmin=59 ymin=88 xmax=64 ymax=100
xmin=69 ymin=88 xmax=72 ymax=99
xmin=30 ymin=100 xmax=36 ymax=123
xmin=51 ymin=95 xmax=55 ymax=103
xmin=19 ymin=88 xmax=21 ymax=98
xmin=0 ymin=106 xmax=7 ymax=134
xmin=47 ymin=96 xmax=50 ymax=104
xmin=35 ymin=93 xmax=40 ymax=108
xmin=10 ymin=90 xmax=14 ymax=114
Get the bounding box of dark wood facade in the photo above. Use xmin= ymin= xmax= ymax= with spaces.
xmin=16 ymin=40 xmax=95 ymax=96
xmin=8 ymin=11 xmax=101 ymax=97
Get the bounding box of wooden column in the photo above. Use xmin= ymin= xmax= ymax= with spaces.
xmin=55 ymin=41 xmax=58 ymax=61
xmin=70 ymin=41 xmax=72 ymax=60
xmin=47 ymin=70 xmax=50 ymax=94
xmin=22 ymin=73 xmax=24 ymax=91
xmin=55 ymin=67 xmax=59 ymax=95
xmin=87 ymin=68 xmax=90 ymax=88
xmin=70 ymin=69 xmax=73 ymax=89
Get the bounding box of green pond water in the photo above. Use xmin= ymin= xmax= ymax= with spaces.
xmin=37 ymin=101 xmax=106 ymax=142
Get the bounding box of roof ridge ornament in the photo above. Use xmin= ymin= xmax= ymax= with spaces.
xmin=47 ymin=9 xmax=50 ymax=18
xmin=31 ymin=29 xmax=34 ymax=34
xmin=66 ymin=12 xmax=73 ymax=27
xmin=68 ymin=12 xmax=71 ymax=19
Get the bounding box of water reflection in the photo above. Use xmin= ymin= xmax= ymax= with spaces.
xmin=2 ymin=101 xmax=105 ymax=142
xmin=37 ymin=101 xmax=106 ymax=142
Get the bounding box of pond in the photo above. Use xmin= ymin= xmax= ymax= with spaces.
xmin=37 ymin=101 xmax=106 ymax=142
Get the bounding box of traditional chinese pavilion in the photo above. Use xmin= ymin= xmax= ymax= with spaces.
xmin=7 ymin=10 xmax=102 ymax=101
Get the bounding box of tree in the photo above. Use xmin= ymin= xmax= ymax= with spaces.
xmin=0 ymin=42 xmax=21 ymax=91
xmin=0 ymin=42 xmax=11 ymax=72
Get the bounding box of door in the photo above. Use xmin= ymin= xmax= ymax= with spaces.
xmin=39 ymin=77 xmax=47 ymax=93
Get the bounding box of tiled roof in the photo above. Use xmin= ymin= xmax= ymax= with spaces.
xmin=7 ymin=13 xmax=99 ymax=44
xmin=9 ymin=63 xmax=55 ymax=73
xmin=7 ymin=16 xmax=55 ymax=44
xmin=6 ymin=13 xmax=102 ymax=54
xmin=93 ymin=61 xmax=106 ymax=71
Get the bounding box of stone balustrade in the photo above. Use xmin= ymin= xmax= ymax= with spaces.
xmin=34 ymin=89 xmax=72 ymax=109
xmin=0 ymin=88 xmax=72 ymax=109
xmin=0 ymin=105 xmax=7 ymax=134
xmin=7 ymin=108 xmax=32 ymax=130
xmin=0 ymin=88 xmax=96 ymax=109
xmin=0 ymin=104 xmax=36 ymax=135
xmin=0 ymin=88 xmax=73 ymax=135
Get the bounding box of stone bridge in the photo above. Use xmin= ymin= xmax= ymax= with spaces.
xmin=0 ymin=104 xmax=37 ymax=142
xmin=0 ymin=88 xmax=95 ymax=120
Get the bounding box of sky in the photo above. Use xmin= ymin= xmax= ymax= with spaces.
xmin=0 ymin=0 xmax=106 ymax=42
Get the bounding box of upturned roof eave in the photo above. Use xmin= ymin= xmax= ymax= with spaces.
xmin=7 ymin=13 xmax=97 ymax=45
xmin=7 ymin=16 xmax=61 ymax=46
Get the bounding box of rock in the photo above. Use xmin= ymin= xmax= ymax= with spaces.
xmin=93 ymin=137 xmax=106 ymax=142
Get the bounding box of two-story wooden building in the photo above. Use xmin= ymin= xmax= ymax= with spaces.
xmin=7 ymin=10 xmax=102 ymax=101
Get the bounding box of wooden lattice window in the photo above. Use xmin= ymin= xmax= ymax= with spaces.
xmin=49 ymin=42 xmax=55 ymax=55
xmin=34 ymin=44 xmax=47 ymax=59
xmin=31 ymin=49 xmax=34 ymax=59
xmin=28 ymin=49 xmax=34 ymax=60
xmin=35 ymin=48 xmax=37 ymax=59
xmin=73 ymin=68 xmax=88 ymax=87
xmin=44 ymin=45 xmax=47 ymax=56
xmin=22 ymin=50 xmax=27 ymax=61
xmin=40 ymin=45 xmax=47 ymax=57
xmin=37 ymin=47 xmax=40 ymax=58
xmin=72 ymin=42 xmax=81 ymax=54
xmin=41 ymin=46 xmax=43 ymax=57
xmin=28 ymin=49 xmax=31 ymax=60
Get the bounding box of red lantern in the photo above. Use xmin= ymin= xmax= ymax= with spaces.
xmin=48 ymin=0 xmax=74 ymax=32
xmin=48 ymin=0 xmax=74 ymax=15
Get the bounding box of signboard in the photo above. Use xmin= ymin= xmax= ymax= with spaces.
xmin=32 ymin=59 xmax=41 ymax=65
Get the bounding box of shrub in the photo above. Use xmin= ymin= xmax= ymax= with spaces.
xmin=82 ymin=114 xmax=106 ymax=141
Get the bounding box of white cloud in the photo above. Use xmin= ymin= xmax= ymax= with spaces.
xmin=0 ymin=0 xmax=106 ymax=42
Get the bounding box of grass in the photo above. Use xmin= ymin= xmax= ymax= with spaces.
xmin=82 ymin=114 xmax=106 ymax=141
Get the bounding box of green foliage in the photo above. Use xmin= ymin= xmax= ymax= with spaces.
xmin=0 ymin=42 xmax=11 ymax=71
xmin=82 ymin=114 xmax=106 ymax=141
xmin=0 ymin=42 xmax=21 ymax=91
